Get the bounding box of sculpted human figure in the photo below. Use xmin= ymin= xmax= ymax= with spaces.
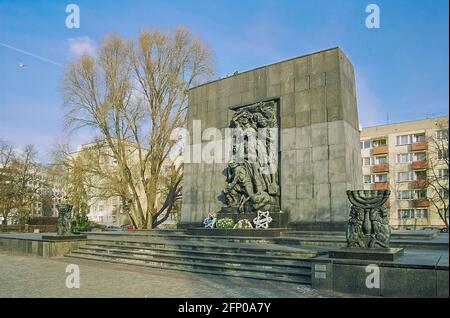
xmin=347 ymin=206 xmax=365 ymax=247
xmin=369 ymin=207 xmax=390 ymax=248
xmin=57 ymin=203 xmax=73 ymax=235
xmin=223 ymin=162 xmax=253 ymax=209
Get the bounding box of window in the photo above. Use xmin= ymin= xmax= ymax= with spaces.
xmin=396 ymin=134 xmax=412 ymax=146
xmin=375 ymin=174 xmax=388 ymax=183
xmin=363 ymin=175 xmax=374 ymax=184
xmin=397 ymin=153 xmax=413 ymax=163
xmin=414 ymin=134 xmax=425 ymax=142
xmin=98 ymin=205 xmax=104 ymax=212
xmin=363 ymin=157 xmax=373 ymax=166
xmin=397 ymin=190 xmax=414 ymax=200
xmin=398 ymin=209 xmax=428 ymax=219
xmin=414 ymin=152 xmax=426 ymax=161
xmin=438 ymin=169 xmax=449 ymax=178
xmin=398 ymin=209 xmax=414 ymax=219
xmin=415 ymin=189 xmax=427 ymax=199
xmin=397 ymin=171 xmax=414 ymax=182
xmin=437 ymin=130 xmax=448 ymax=140
xmin=373 ymin=139 xmax=387 ymax=147
xmin=415 ymin=209 xmax=428 ymax=218
xmin=438 ymin=149 xmax=449 ymax=160
xmin=375 ymin=156 xmax=388 ymax=165
xmin=360 ymin=140 xmax=372 ymax=149
xmin=415 ymin=170 xmax=427 ymax=180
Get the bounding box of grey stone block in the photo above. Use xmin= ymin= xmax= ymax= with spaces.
xmin=313 ymin=160 xmax=329 ymax=184
xmin=296 ymin=183 xmax=313 ymax=199
xmin=311 ymin=123 xmax=328 ymax=146
xmin=296 ymin=148 xmax=312 ymax=164
xmin=295 ymin=111 xmax=311 ymax=128
xmin=312 ymin=146 xmax=329 ymax=161
xmin=295 ymin=75 xmax=310 ymax=92
xmin=333 ymin=264 xmax=381 ymax=297
xmin=380 ymin=267 xmax=408 ymax=297
xmin=310 ymin=72 xmax=326 ymax=88
xmin=295 ymin=90 xmax=311 ymax=113
xmin=266 ymin=64 xmax=281 ymax=86
xmin=329 ymin=144 xmax=346 ymax=159
xmin=437 ymin=270 xmax=449 ymax=298
xmin=406 ymin=268 xmax=437 ymax=298
xmin=329 ymin=159 xmax=347 ymax=183
xmin=296 ymin=126 xmax=312 ymax=149
xmin=280 ymin=128 xmax=296 ymax=151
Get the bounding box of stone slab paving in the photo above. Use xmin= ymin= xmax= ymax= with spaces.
xmin=0 ymin=252 xmax=337 ymax=298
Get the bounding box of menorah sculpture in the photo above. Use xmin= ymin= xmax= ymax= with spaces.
xmin=346 ymin=190 xmax=391 ymax=248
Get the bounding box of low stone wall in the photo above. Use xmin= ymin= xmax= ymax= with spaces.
xmin=311 ymin=256 xmax=449 ymax=298
xmin=0 ymin=236 xmax=86 ymax=257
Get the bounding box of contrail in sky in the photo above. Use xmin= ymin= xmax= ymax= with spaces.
xmin=0 ymin=41 xmax=64 ymax=67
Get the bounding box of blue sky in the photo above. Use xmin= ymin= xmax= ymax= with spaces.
xmin=0 ymin=0 xmax=448 ymax=161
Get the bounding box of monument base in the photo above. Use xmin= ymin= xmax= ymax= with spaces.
xmin=186 ymin=228 xmax=283 ymax=237
xmin=329 ymin=247 xmax=405 ymax=262
xmin=217 ymin=209 xmax=289 ymax=228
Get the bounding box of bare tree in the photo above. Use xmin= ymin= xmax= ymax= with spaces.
xmin=0 ymin=140 xmax=15 ymax=226
xmin=427 ymin=123 xmax=449 ymax=227
xmin=0 ymin=141 xmax=47 ymax=225
xmin=62 ymin=28 xmax=214 ymax=229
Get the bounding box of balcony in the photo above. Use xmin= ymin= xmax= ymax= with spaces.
xmin=411 ymin=179 xmax=428 ymax=189
xmin=411 ymin=160 xmax=428 ymax=170
xmin=411 ymin=141 xmax=427 ymax=151
xmin=374 ymin=182 xmax=389 ymax=190
xmin=372 ymin=146 xmax=388 ymax=155
xmin=413 ymin=199 xmax=430 ymax=207
xmin=372 ymin=164 xmax=389 ymax=173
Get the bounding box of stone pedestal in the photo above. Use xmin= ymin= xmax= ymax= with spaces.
xmin=329 ymin=247 xmax=404 ymax=262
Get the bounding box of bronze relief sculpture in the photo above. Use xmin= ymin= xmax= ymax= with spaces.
xmin=222 ymin=100 xmax=280 ymax=213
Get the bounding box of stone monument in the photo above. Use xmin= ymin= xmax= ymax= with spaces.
xmin=57 ymin=203 xmax=73 ymax=236
xmin=180 ymin=47 xmax=363 ymax=231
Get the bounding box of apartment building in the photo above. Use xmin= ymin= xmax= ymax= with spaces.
xmin=360 ymin=116 xmax=449 ymax=229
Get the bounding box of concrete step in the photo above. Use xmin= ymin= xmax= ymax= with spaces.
xmin=65 ymin=251 xmax=312 ymax=285
xmin=70 ymin=248 xmax=312 ymax=274
xmin=77 ymin=244 xmax=312 ymax=269
xmin=86 ymin=238 xmax=319 ymax=258
xmin=85 ymin=231 xmax=275 ymax=244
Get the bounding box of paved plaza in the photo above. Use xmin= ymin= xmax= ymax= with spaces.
xmin=0 ymin=252 xmax=335 ymax=298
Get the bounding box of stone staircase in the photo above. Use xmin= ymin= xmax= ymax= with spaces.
xmin=65 ymin=231 xmax=320 ymax=285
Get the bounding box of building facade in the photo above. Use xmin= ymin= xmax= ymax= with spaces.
xmin=360 ymin=116 xmax=449 ymax=229
xmin=71 ymin=142 xmax=180 ymax=228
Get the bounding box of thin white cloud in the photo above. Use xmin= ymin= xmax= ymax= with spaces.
xmin=67 ymin=37 xmax=96 ymax=57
